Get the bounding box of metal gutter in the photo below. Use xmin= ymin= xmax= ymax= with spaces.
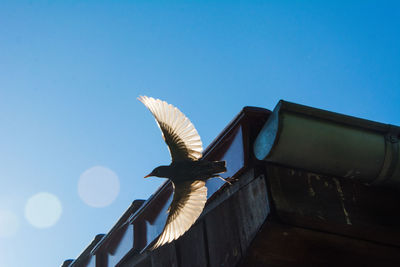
xmin=254 ymin=100 xmax=400 ymax=187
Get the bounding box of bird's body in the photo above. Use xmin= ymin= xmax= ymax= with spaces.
xmin=150 ymin=160 xmax=226 ymax=182
xmin=138 ymin=96 xmax=227 ymax=250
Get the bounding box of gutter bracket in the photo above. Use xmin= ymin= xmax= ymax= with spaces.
xmin=371 ymin=126 xmax=399 ymax=186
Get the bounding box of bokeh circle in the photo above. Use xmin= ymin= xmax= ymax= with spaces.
xmin=25 ymin=192 xmax=62 ymax=229
xmin=78 ymin=166 xmax=120 ymax=208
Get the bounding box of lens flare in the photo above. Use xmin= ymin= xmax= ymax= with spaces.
xmin=25 ymin=192 xmax=62 ymax=229
xmin=78 ymin=166 xmax=120 ymax=208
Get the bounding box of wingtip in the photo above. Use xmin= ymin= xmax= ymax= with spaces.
xmin=138 ymin=95 xmax=157 ymax=106
xmin=137 ymin=95 xmax=146 ymax=103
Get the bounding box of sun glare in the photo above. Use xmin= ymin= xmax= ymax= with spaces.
xmin=78 ymin=166 xmax=120 ymax=208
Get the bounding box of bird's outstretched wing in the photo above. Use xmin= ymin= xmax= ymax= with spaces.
xmin=150 ymin=180 xmax=207 ymax=249
xmin=138 ymin=96 xmax=203 ymax=161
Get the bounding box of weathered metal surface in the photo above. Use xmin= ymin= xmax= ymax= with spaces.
xmin=240 ymin=220 xmax=400 ymax=267
xmin=205 ymin=196 xmax=242 ymax=267
xmin=267 ymin=164 xmax=400 ymax=246
xmin=175 ymin=222 xmax=208 ymax=267
xmin=204 ymin=168 xmax=255 ymax=214
xmin=236 ymin=175 xmax=270 ymax=254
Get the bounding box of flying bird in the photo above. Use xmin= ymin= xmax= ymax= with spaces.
xmin=138 ymin=96 xmax=227 ymax=249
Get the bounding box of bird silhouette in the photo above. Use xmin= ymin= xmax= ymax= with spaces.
xmin=138 ymin=96 xmax=227 ymax=249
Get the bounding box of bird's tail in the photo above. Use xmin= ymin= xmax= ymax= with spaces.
xmin=210 ymin=160 xmax=227 ymax=174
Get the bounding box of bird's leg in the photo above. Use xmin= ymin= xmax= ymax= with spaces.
xmin=215 ymin=175 xmax=232 ymax=185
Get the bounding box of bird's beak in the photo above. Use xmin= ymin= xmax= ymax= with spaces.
xmin=144 ymin=173 xmax=152 ymax=178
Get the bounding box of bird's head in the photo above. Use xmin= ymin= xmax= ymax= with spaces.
xmin=144 ymin=166 xmax=171 ymax=178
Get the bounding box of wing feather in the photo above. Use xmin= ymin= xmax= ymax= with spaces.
xmin=150 ymin=180 xmax=207 ymax=249
xmin=138 ymin=96 xmax=203 ymax=161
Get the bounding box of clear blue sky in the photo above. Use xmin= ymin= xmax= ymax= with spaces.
xmin=0 ymin=1 xmax=399 ymax=266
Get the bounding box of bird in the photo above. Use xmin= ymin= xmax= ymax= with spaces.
xmin=138 ymin=95 xmax=227 ymax=249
